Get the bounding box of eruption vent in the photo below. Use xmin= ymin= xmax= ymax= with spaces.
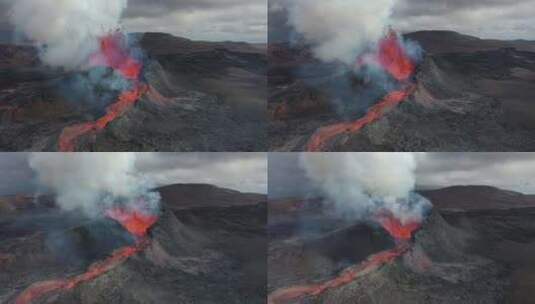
xmin=58 ymin=33 xmax=147 ymax=152
xmin=268 ymin=212 xmax=421 ymax=304
xmin=16 ymin=154 xmax=161 ymax=304
xmin=268 ymin=153 xmax=431 ymax=303
xmin=307 ymin=31 xmax=418 ymax=151
xmin=14 ymin=207 xmax=157 ymax=304
xmin=9 ymin=0 xmax=128 ymax=69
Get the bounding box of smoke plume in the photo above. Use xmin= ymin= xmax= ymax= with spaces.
xmin=29 ymin=153 xmax=160 ymax=218
xmin=287 ymin=0 xmax=396 ymax=65
xmin=300 ymin=153 xmax=430 ymax=223
xmin=8 ymin=0 xmax=128 ymax=69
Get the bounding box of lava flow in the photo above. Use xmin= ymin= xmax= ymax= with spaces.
xmin=267 ymin=212 xmax=421 ymax=304
xmin=58 ymin=32 xmax=146 ymax=152
xmin=307 ymin=85 xmax=415 ymax=151
xmin=14 ymin=207 xmax=158 ymax=304
xmin=306 ymin=30 xmax=417 ymax=152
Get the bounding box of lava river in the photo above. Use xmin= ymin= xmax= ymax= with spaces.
xmin=58 ymin=32 xmax=147 ymax=152
xmin=13 ymin=207 xmax=158 ymax=304
xmin=306 ymin=30 xmax=417 ymax=152
xmin=267 ymin=213 xmax=421 ymax=304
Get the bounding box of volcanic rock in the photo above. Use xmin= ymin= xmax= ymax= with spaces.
xmin=269 ymin=186 xmax=535 ymax=303
xmin=268 ymin=31 xmax=535 ymax=151
xmin=0 ymin=33 xmax=266 ymax=151
xmin=0 ymin=184 xmax=266 ymax=304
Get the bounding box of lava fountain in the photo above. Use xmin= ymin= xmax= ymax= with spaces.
xmin=14 ymin=204 xmax=158 ymax=304
xmin=267 ymin=211 xmax=422 ymax=304
xmin=58 ymin=32 xmax=147 ymax=152
xmin=306 ymin=30 xmax=418 ymax=152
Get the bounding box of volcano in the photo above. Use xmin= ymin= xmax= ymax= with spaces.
xmin=268 ymin=186 xmax=535 ymax=303
xmin=268 ymin=29 xmax=535 ymax=151
xmin=0 ymin=32 xmax=266 ymax=151
xmin=0 ymin=184 xmax=266 ymax=304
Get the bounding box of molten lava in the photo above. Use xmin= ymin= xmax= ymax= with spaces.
xmin=58 ymin=32 xmax=145 ymax=152
xmin=14 ymin=207 xmax=157 ymax=304
xmin=375 ymin=30 xmax=415 ymax=81
xmin=374 ymin=211 xmax=421 ymax=241
xmin=58 ymin=83 xmax=148 ymax=152
xmin=306 ymin=30 xmax=417 ymax=152
xmin=268 ymin=213 xmax=421 ymax=304
xmin=307 ymin=85 xmax=415 ymax=151
xmin=106 ymin=207 xmax=158 ymax=238
xmin=89 ymin=32 xmax=142 ymax=80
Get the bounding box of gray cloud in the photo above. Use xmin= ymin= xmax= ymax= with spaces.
xmin=269 ymin=0 xmax=535 ymax=41
xmin=0 ymin=0 xmax=266 ymax=42
xmin=269 ymin=153 xmax=535 ymax=199
xmin=393 ymin=0 xmax=535 ymax=40
xmin=0 ymin=153 xmax=267 ymax=196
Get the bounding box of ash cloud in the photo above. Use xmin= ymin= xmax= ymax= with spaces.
xmin=7 ymin=0 xmax=127 ymax=69
xmin=269 ymin=153 xmax=535 ymax=201
xmin=29 ymin=153 xmax=160 ymax=218
xmin=300 ymin=153 xmax=431 ymax=223
xmin=284 ymin=0 xmax=396 ymax=65
xmin=0 ymin=153 xmax=267 ymax=197
xmin=270 ymin=0 xmax=535 ymax=41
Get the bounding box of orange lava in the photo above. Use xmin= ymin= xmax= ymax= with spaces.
xmin=376 ymin=30 xmax=415 ymax=81
xmin=89 ymin=32 xmax=142 ymax=80
xmin=268 ymin=242 xmax=411 ymax=304
xmin=268 ymin=213 xmax=421 ymax=304
xmin=375 ymin=212 xmax=421 ymax=241
xmin=58 ymin=83 xmax=148 ymax=152
xmin=106 ymin=208 xmax=158 ymax=238
xmin=14 ymin=209 xmax=157 ymax=304
xmin=307 ymin=86 xmax=415 ymax=151
xmin=58 ymin=32 xmax=145 ymax=152
xmin=306 ymin=30 xmax=417 ymax=152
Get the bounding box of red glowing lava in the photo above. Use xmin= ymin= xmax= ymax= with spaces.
xmin=375 ymin=212 xmax=421 ymax=241
xmin=89 ymin=32 xmax=142 ymax=80
xmin=106 ymin=207 xmax=158 ymax=238
xmin=307 ymin=85 xmax=415 ymax=151
xmin=58 ymin=32 xmax=145 ymax=152
xmin=306 ymin=30 xmax=417 ymax=152
xmin=14 ymin=208 xmax=157 ymax=304
xmin=268 ymin=213 xmax=421 ymax=304
xmin=58 ymin=83 xmax=148 ymax=152
xmin=375 ymin=30 xmax=415 ymax=81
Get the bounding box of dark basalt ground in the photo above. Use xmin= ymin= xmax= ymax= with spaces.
xmin=268 ymin=186 xmax=535 ymax=304
xmin=0 ymin=33 xmax=267 ymax=151
xmin=268 ymin=31 xmax=535 ymax=151
xmin=0 ymin=184 xmax=266 ymax=304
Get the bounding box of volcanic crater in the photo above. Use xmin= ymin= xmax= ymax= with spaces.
xmin=0 ymin=33 xmax=266 ymax=151
xmin=268 ymin=186 xmax=535 ymax=304
xmin=0 ymin=184 xmax=266 ymax=304
xmin=268 ymin=31 xmax=535 ymax=151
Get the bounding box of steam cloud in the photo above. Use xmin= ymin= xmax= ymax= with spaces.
xmin=29 ymin=153 xmax=160 ymax=218
xmin=300 ymin=153 xmax=430 ymax=223
xmin=287 ymin=0 xmax=396 ymax=65
xmin=8 ymin=0 xmax=128 ymax=69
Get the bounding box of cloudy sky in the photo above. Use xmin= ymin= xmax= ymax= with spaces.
xmin=0 ymin=0 xmax=267 ymax=43
xmin=269 ymin=0 xmax=535 ymax=41
xmin=0 ymin=153 xmax=267 ymax=196
xmin=269 ymin=153 xmax=535 ymax=199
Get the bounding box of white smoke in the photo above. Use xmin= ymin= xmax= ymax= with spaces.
xmin=287 ymin=0 xmax=396 ymax=65
xmin=8 ymin=0 xmax=128 ymax=69
xmin=300 ymin=153 xmax=430 ymax=223
xmin=29 ymin=153 xmax=160 ymax=218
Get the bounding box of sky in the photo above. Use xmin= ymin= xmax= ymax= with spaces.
xmin=269 ymin=153 xmax=535 ymax=199
xmin=269 ymin=0 xmax=535 ymax=41
xmin=0 ymin=0 xmax=267 ymax=43
xmin=0 ymin=153 xmax=267 ymax=196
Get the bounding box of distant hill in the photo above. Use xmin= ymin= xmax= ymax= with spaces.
xmin=420 ymin=185 xmax=535 ymax=210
